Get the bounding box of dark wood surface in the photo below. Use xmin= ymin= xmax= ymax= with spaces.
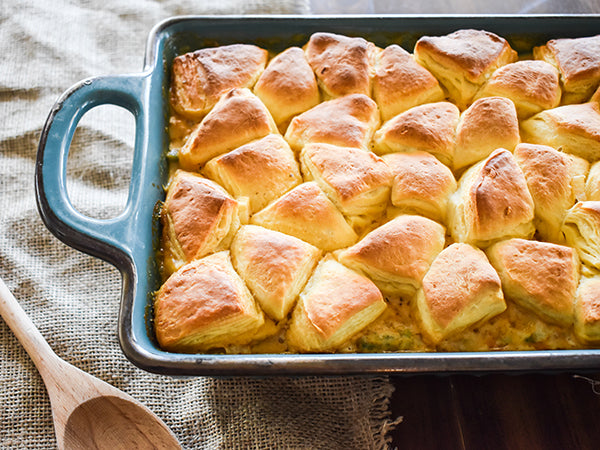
xmin=389 ymin=372 xmax=600 ymax=449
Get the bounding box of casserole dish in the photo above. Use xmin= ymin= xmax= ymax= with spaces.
xmin=36 ymin=15 xmax=600 ymax=376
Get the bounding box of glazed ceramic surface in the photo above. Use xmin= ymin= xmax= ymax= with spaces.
xmin=36 ymin=15 xmax=600 ymax=375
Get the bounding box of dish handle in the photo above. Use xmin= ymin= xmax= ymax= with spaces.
xmin=35 ymin=73 xmax=152 ymax=269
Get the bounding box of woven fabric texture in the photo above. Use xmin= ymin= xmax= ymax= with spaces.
xmin=0 ymin=0 xmax=398 ymax=448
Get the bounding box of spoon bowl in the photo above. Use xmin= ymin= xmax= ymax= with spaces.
xmin=0 ymin=277 xmax=181 ymax=450
xmin=63 ymin=395 xmax=178 ymax=449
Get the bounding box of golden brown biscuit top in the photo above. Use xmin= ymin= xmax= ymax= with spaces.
xmin=514 ymin=143 xmax=573 ymax=208
xmin=178 ymin=88 xmax=277 ymax=170
xmin=255 ymin=47 xmax=318 ymax=101
xmin=340 ymin=214 xmax=445 ymax=282
xmin=482 ymin=60 xmax=561 ymax=107
xmin=232 ymin=225 xmax=318 ymax=294
xmin=235 ymin=226 xmax=314 ymax=265
xmin=253 ymin=46 xmax=320 ymax=124
xmin=455 ymin=96 xmax=520 ymax=150
xmin=374 ymin=44 xmax=440 ymax=97
xmin=540 ymin=35 xmax=600 ymax=84
xmin=470 ymin=149 xmax=534 ymax=238
xmin=154 ymin=252 xmax=246 ymax=346
xmin=257 ymin=182 xmax=337 ymax=224
xmin=578 ymin=277 xmax=600 ymax=323
xmin=415 ymin=29 xmax=516 ymax=81
xmin=285 ymin=93 xmax=379 ymax=150
xmin=209 ymin=134 xmax=295 ymax=181
xmin=163 ymin=171 xmax=236 ymax=260
xmin=197 ymin=88 xmax=275 ymax=145
xmin=378 ymin=102 xmax=460 ymax=153
xmin=422 ymin=243 xmax=502 ymax=328
xmin=304 ymin=32 xmax=376 ymax=98
xmin=170 ymin=44 xmax=268 ymax=118
xmin=250 ymin=181 xmax=358 ymax=251
xmin=303 ymin=258 xmax=383 ymax=339
xmin=490 ymin=239 xmax=579 ymax=313
xmin=542 ymin=102 xmax=600 ymax=140
xmin=301 ymin=143 xmax=392 ymax=201
xmin=384 ymin=151 xmax=456 ymax=200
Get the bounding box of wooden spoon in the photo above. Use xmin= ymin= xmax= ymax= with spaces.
xmin=0 ymin=277 xmax=181 ymax=450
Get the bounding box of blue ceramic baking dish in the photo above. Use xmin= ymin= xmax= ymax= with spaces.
xmin=36 ymin=15 xmax=600 ymax=376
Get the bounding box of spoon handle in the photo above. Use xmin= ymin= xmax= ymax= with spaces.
xmin=0 ymin=277 xmax=60 ymax=376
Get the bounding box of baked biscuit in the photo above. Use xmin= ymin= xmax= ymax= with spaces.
xmin=592 ymin=83 xmax=600 ymax=104
xmin=254 ymin=47 xmax=320 ymax=131
xmin=453 ymin=96 xmax=520 ymax=172
xmin=562 ymin=201 xmax=600 ymax=269
xmin=371 ymin=102 xmax=460 ymax=167
xmin=586 ymin=161 xmax=600 ymax=200
xmin=178 ymin=88 xmax=278 ymax=171
xmin=475 ymin=60 xmax=561 ymax=119
xmin=161 ymin=32 xmax=600 ymax=355
xmin=284 ymin=93 xmax=380 ymax=152
xmin=534 ymin=35 xmax=600 ymax=104
xmin=154 ymin=251 xmax=265 ymax=352
xmin=383 ymin=151 xmax=457 ymax=223
xmin=287 ymin=255 xmax=386 ymax=352
xmin=161 ymin=170 xmax=239 ymax=275
xmin=203 ymin=134 xmax=302 ymax=214
xmin=448 ymin=149 xmax=535 ymax=247
xmin=487 ymin=238 xmax=580 ymax=326
xmin=170 ymin=44 xmax=268 ymax=119
xmin=373 ymin=44 xmax=445 ymax=121
xmin=304 ymin=32 xmax=377 ymax=99
xmin=300 ymin=143 xmax=393 ymax=217
xmin=230 ymin=225 xmax=321 ymax=321
xmin=569 ymin=154 xmax=591 ymax=202
xmin=415 ymin=243 xmax=506 ymax=344
xmin=414 ymin=29 xmax=517 ymax=110
xmin=250 ymin=182 xmax=358 ymax=251
xmin=574 ymin=276 xmax=600 ymax=343
xmin=520 ymin=101 xmax=600 ymax=162
xmin=336 ymin=214 xmax=446 ymax=297
xmin=514 ymin=143 xmax=578 ymax=243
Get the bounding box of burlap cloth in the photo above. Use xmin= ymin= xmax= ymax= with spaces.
xmin=0 ymin=0 xmax=402 ymax=448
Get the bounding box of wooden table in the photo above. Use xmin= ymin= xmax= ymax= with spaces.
xmin=389 ymin=372 xmax=600 ymax=448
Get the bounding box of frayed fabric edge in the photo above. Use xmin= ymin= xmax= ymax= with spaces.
xmin=370 ymin=376 xmax=404 ymax=450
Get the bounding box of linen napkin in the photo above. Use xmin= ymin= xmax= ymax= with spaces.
xmin=0 ymin=0 xmax=398 ymax=448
